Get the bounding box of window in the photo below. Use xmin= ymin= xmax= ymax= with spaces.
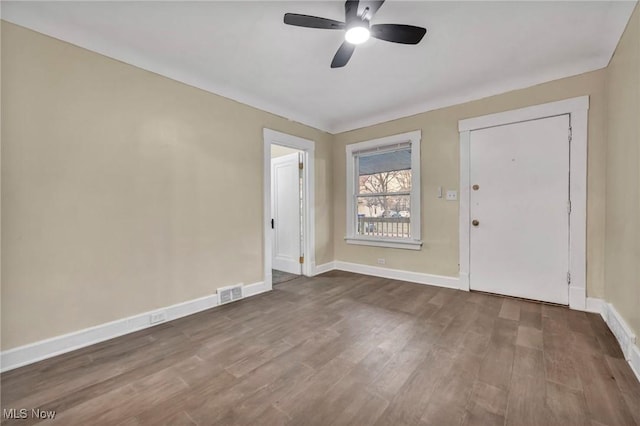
xmin=345 ymin=131 xmax=422 ymax=250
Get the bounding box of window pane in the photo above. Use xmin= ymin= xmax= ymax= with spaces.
xmin=359 ymin=170 xmax=412 ymax=195
xmin=358 ymin=149 xmax=412 ymax=195
xmin=356 ymin=195 xmax=411 ymax=238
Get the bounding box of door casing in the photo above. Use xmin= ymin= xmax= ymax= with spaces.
xmin=458 ymin=96 xmax=589 ymax=310
xmin=263 ymin=129 xmax=315 ymax=291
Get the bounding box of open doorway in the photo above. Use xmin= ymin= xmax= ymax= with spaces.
xmin=271 ymin=145 xmax=303 ymax=284
xmin=263 ymin=129 xmax=315 ymax=291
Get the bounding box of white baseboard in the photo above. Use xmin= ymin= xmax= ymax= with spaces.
xmin=0 ymin=281 xmax=269 ymax=373
xmin=585 ymin=297 xmax=640 ymax=383
xmin=630 ymin=343 xmax=640 ymax=382
xmin=332 ymin=261 xmax=460 ymax=289
xmin=313 ymin=261 xmax=336 ymax=276
xmin=585 ymin=297 xmax=606 ymax=316
xmin=605 ymin=302 xmax=638 ymax=361
xmin=243 ymin=281 xmax=269 ymax=298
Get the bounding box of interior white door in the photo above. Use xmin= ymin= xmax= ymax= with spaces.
xmin=469 ymin=115 xmax=570 ymax=304
xmin=271 ymin=153 xmax=302 ymax=275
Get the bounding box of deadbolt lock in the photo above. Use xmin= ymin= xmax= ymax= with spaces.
xmin=472 ymin=184 xmax=479 ymax=190
xmin=472 ymin=220 xmax=479 ymax=227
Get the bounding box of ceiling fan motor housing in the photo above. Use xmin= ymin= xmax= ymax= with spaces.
xmin=346 ymin=17 xmax=370 ymax=32
xmin=283 ymin=0 xmax=427 ymax=68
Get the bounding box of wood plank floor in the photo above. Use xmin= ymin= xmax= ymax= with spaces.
xmin=272 ymin=269 xmax=300 ymax=285
xmin=2 ymin=271 xmax=639 ymax=425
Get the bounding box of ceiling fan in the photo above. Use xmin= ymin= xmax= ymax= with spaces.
xmin=283 ymin=0 xmax=427 ymax=68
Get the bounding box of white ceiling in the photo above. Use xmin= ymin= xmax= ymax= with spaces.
xmin=2 ymin=1 xmax=636 ymax=133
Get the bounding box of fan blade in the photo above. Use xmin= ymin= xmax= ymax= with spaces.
xmin=331 ymin=42 xmax=356 ymax=68
xmin=362 ymin=0 xmax=385 ymax=20
xmin=345 ymin=0 xmax=359 ymax=22
xmin=371 ymin=24 xmax=427 ymax=44
xmin=284 ymin=13 xmax=345 ymax=30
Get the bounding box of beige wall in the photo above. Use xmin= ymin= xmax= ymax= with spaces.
xmin=604 ymin=5 xmax=640 ymax=337
xmin=333 ymin=70 xmax=608 ymax=297
xmin=3 ymin=11 xmax=639 ymax=352
xmin=1 ymin=22 xmax=333 ymax=350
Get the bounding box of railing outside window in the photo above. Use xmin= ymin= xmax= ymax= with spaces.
xmin=357 ymin=216 xmax=410 ymax=238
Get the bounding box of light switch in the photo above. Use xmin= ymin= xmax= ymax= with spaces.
xmin=446 ymin=190 xmax=458 ymax=201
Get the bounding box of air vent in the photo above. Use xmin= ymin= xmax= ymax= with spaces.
xmin=218 ymin=284 xmax=244 ymax=306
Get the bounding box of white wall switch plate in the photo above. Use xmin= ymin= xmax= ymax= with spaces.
xmin=446 ymin=190 xmax=458 ymax=201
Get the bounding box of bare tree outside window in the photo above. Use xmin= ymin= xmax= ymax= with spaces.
xmin=356 ymin=149 xmax=412 ymax=238
xmin=346 ymin=132 xmax=421 ymax=249
xmin=358 ymin=170 xmax=411 ymax=215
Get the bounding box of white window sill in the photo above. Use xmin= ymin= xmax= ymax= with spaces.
xmin=344 ymin=237 xmax=423 ymax=251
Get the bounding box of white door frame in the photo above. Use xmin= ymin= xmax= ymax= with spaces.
xmin=458 ymin=96 xmax=589 ymax=310
xmin=263 ymin=129 xmax=315 ymax=291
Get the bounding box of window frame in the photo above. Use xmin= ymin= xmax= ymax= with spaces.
xmin=345 ymin=130 xmax=422 ymax=250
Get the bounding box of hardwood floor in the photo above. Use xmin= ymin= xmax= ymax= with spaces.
xmin=2 ymin=271 xmax=639 ymax=425
xmin=272 ymin=269 xmax=300 ymax=285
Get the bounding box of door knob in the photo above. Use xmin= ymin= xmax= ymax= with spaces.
xmin=472 ymin=220 xmax=479 ymax=227
xmin=472 ymin=184 xmax=479 ymax=190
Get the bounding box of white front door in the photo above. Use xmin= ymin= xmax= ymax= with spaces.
xmin=469 ymin=115 xmax=570 ymax=304
xmin=271 ymin=153 xmax=302 ymax=275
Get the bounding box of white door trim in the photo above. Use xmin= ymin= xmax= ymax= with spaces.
xmin=458 ymin=96 xmax=589 ymax=310
xmin=263 ymin=129 xmax=315 ymax=290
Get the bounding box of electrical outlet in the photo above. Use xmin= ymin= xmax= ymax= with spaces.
xmin=377 ymin=258 xmax=386 ymax=265
xmin=446 ymin=190 xmax=458 ymax=201
xmin=150 ymin=311 xmax=166 ymax=324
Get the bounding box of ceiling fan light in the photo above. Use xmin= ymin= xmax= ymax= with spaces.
xmin=345 ymin=26 xmax=370 ymax=44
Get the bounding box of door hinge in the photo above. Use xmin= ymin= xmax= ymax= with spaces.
xmin=299 ymin=256 xmax=304 ymax=264
xmin=567 ymin=271 xmax=571 ymax=285
xmin=299 ymin=162 xmax=304 ymax=170
xmin=568 ymin=126 xmax=572 ymax=143
xmin=567 ymin=200 xmax=572 ymax=214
